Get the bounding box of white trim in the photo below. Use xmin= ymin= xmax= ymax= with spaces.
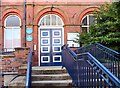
xmin=38 ymin=28 xmax=40 ymax=66
xmin=53 ymin=38 xmax=61 ymax=45
xmin=38 ymin=14 xmax=64 ymax=26
xmin=4 ymin=27 xmax=21 ymax=49
xmin=81 ymin=14 xmax=95 ymax=33
xmin=39 ymin=26 xmax=63 ymax=29
xmin=4 ymin=15 xmax=21 ymax=27
xmin=41 ymin=56 xmax=50 ymax=63
xmin=52 ymin=30 xmax=61 ymax=37
xmin=4 ymin=15 xmax=21 ymax=49
xmin=41 ymin=38 xmax=50 ymax=45
xmin=38 ymin=14 xmax=64 ymax=66
xmin=53 ymin=46 xmax=61 ymax=52
xmin=41 ymin=30 xmax=50 ymax=37
xmin=53 ymin=55 xmax=62 ymax=62
xmin=41 ymin=46 xmax=50 ymax=53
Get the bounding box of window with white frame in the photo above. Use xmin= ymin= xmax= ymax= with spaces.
xmin=67 ymin=33 xmax=80 ymax=47
xmin=81 ymin=14 xmax=95 ymax=33
xmin=4 ymin=15 xmax=21 ymax=51
xmin=39 ymin=14 xmax=63 ymax=26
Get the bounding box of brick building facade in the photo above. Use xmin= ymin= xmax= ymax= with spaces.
xmin=0 ymin=0 xmax=111 ymax=66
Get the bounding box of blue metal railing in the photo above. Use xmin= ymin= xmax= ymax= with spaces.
xmin=75 ymin=43 xmax=119 ymax=56
xmin=75 ymin=43 xmax=120 ymax=79
xmin=26 ymin=45 xmax=33 ymax=88
xmin=62 ymin=44 xmax=120 ymax=87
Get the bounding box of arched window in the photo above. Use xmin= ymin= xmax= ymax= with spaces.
xmin=4 ymin=15 xmax=21 ymax=51
xmin=39 ymin=14 xmax=63 ymax=26
xmin=81 ymin=14 xmax=95 ymax=33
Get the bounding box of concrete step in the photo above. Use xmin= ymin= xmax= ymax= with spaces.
xmin=18 ymin=64 xmax=27 ymax=75
xmin=32 ymin=66 xmax=67 ymax=75
xmin=8 ymin=76 xmax=25 ymax=88
xmin=32 ymin=74 xmax=71 ymax=81
xmin=19 ymin=64 xmax=27 ymax=70
xmin=31 ymin=66 xmax=73 ymax=87
xmin=32 ymin=80 xmax=72 ymax=87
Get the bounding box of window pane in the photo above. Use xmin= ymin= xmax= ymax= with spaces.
xmin=41 ymin=38 xmax=49 ymax=45
xmin=53 ymin=30 xmax=61 ymax=37
xmin=54 ymin=31 xmax=59 ymax=36
xmin=53 ymin=46 xmax=61 ymax=52
xmin=53 ymin=56 xmax=61 ymax=62
xmin=43 ymin=32 xmax=48 ymax=36
xmin=54 ymin=47 xmax=60 ymax=51
xmin=82 ymin=16 xmax=87 ymax=26
xmin=52 ymin=15 xmax=56 ymax=25
xmin=42 ymin=32 xmax=49 ymax=37
xmin=13 ymin=28 xmax=20 ymax=39
xmin=41 ymin=46 xmax=50 ymax=53
xmin=39 ymin=14 xmax=63 ymax=26
xmin=5 ymin=28 xmax=12 ymax=48
xmin=4 ymin=28 xmax=21 ymax=48
xmin=89 ymin=16 xmax=95 ymax=25
xmin=6 ymin=16 xmax=20 ymax=27
xmin=43 ymin=47 xmax=48 ymax=51
xmin=43 ymin=57 xmax=48 ymax=61
xmin=40 ymin=18 xmax=45 ymax=26
xmin=57 ymin=17 xmax=62 ymax=25
xmin=46 ymin=15 xmax=50 ymax=25
xmin=54 ymin=39 xmax=60 ymax=44
xmin=13 ymin=39 xmax=21 ymax=48
xmin=13 ymin=28 xmax=21 ymax=47
xmin=43 ymin=40 xmax=48 ymax=44
xmin=41 ymin=56 xmax=50 ymax=63
xmin=54 ymin=57 xmax=60 ymax=61
xmin=5 ymin=28 xmax=12 ymax=40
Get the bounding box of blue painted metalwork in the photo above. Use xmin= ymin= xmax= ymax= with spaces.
xmin=62 ymin=44 xmax=120 ymax=87
xmin=26 ymin=45 xmax=33 ymax=88
xmin=75 ymin=43 xmax=120 ymax=79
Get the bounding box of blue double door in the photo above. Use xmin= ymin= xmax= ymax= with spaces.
xmin=40 ymin=28 xmax=63 ymax=66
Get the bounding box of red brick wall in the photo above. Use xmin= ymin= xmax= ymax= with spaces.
xmin=0 ymin=1 xmax=108 ymax=65
xmin=0 ymin=47 xmax=30 ymax=86
xmin=0 ymin=47 xmax=30 ymax=73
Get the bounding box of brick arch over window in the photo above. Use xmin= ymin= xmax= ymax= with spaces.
xmin=34 ymin=7 xmax=68 ymax=25
xmin=77 ymin=7 xmax=99 ymax=32
xmin=2 ymin=9 xmax=24 ymax=47
xmin=2 ymin=9 xmax=23 ymax=50
xmin=2 ymin=9 xmax=23 ymax=26
xmin=78 ymin=7 xmax=99 ymax=24
xmin=4 ymin=15 xmax=21 ymax=51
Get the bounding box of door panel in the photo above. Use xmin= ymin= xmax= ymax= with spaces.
xmin=40 ymin=29 xmax=63 ymax=66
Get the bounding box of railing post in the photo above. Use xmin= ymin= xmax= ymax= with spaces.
xmin=76 ymin=61 xmax=80 ymax=87
xmin=62 ymin=43 xmax=120 ymax=87
xmin=26 ymin=45 xmax=33 ymax=88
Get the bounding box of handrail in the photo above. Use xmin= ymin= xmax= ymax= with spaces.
xmin=75 ymin=43 xmax=120 ymax=58
xmin=87 ymin=52 xmax=120 ymax=87
xmin=26 ymin=45 xmax=33 ymax=88
xmin=95 ymin=43 xmax=120 ymax=56
xmin=74 ymin=43 xmax=120 ymax=79
xmin=62 ymin=44 xmax=120 ymax=87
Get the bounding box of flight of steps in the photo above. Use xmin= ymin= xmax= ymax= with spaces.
xmin=31 ymin=66 xmax=73 ymax=87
